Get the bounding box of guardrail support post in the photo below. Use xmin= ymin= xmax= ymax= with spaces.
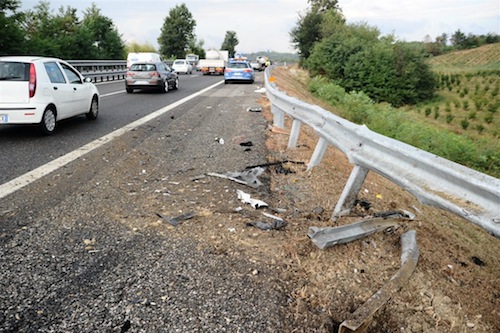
xmin=332 ymin=165 xmax=369 ymax=220
xmin=271 ymin=104 xmax=286 ymax=128
xmin=307 ymin=137 xmax=329 ymax=171
xmin=288 ymin=119 xmax=302 ymax=149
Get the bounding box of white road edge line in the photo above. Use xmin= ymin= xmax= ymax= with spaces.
xmin=0 ymin=80 xmax=224 ymax=200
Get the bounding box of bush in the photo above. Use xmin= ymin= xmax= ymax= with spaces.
xmin=307 ymin=77 xmax=499 ymax=176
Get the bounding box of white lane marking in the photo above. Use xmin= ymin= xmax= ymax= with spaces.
xmin=0 ymin=80 xmax=224 ymax=200
xmin=101 ymin=90 xmax=125 ymax=97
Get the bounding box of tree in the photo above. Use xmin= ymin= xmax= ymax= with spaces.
xmin=220 ymin=31 xmax=238 ymax=57
xmin=158 ymin=4 xmax=196 ymax=59
xmin=0 ymin=0 xmax=26 ymax=54
xmin=81 ymin=4 xmax=125 ymax=59
xmin=126 ymin=42 xmax=157 ymax=53
xmin=188 ymin=38 xmax=206 ymax=59
xmin=290 ymin=9 xmax=323 ymax=61
xmin=308 ymin=0 xmax=339 ymax=12
xmin=450 ymin=29 xmax=467 ymax=49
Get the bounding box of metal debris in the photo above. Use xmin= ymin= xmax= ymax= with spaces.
xmin=246 ymin=106 xmax=263 ymax=112
xmin=236 ymin=189 xmax=268 ymax=209
xmin=247 ymin=220 xmax=287 ymax=230
xmin=208 ymin=167 xmax=265 ymax=188
xmin=338 ymin=230 xmax=419 ymax=333
xmin=308 ymin=217 xmax=408 ymax=250
xmin=156 ymin=211 xmax=196 ymax=226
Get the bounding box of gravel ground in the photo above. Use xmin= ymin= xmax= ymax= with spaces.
xmin=0 ymin=79 xmax=292 ymax=332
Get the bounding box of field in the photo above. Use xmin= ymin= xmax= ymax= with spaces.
xmin=410 ymin=43 xmax=499 ymax=159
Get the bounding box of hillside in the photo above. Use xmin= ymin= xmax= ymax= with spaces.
xmin=426 ymin=43 xmax=500 ymax=73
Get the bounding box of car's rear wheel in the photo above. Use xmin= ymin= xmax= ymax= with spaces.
xmin=86 ymin=96 xmax=99 ymax=120
xmin=40 ymin=106 xmax=57 ymax=135
xmin=126 ymin=87 xmax=133 ymax=93
xmin=161 ymin=80 xmax=169 ymax=93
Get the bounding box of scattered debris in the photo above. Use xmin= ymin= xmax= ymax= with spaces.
xmin=247 ymin=219 xmax=287 ymax=230
xmin=338 ymin=230 xmax=419 ymax=333
xmin=354 ymin=199 xmax=372 ymax=211
xmin=254 ymin=87 xmax=266 ymax=93
xmin=215 ymin=137 xmax=225 ymax=144
xmin=308 ymin=216 xmax=408 ymax=250
xmin=245 ymin=160 xmax=305 ymax=169
xmin=373 ymin=210 xmax=416 ymax=220
xmin=208 ymin=167 xmax=265 ymax=188
xmin=246 ymin=106 xmax=262 ymax=112
xmin=239 ymin=141 xmax=253 ymax=147
xmin=236 ymin=189 xmax=268 ymax=209
xmin=471 ymin=256 xmax=485 ymax=266
xmin=156 ymin=211 xmax=196 ymax=226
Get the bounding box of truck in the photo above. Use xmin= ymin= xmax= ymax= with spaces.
xmin=198 ymin=50 xmax=229 ymax=75
xmin=126 ymin=52 xmax=162 ymax=69
xmin=185 ymin=53 xmax=199 ymax=68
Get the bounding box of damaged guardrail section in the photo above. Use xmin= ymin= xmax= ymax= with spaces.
xmin=264 ymin=67 xmax=500 ymax=237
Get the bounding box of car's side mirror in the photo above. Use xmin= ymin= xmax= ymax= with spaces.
xmin=84 ymin=77 xmax=93 ymax=83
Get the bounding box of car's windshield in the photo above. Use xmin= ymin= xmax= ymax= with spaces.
xmin=0 ymin=61 xmax=29 ymax=81
xmin=130 ymin=64 xmax=156 ymax=71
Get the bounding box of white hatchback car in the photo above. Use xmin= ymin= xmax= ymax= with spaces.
xmin=0 ymin=56 xmax=99 ymax=135
xmin=171 ymin=59 xmax=193 ymax=74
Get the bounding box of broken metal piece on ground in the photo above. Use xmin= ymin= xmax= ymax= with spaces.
xmin=354 ymin=199 xmax=372 ymax=211
xmin=240 ymin=141 xmax=253 ymax=147
xmin=156 ymin=211 xmax=196 ymax=226
xmin=207 ymin=167 xmax=265 ymax=188
xmin=247 ymin=220 xmax=287 ymax=230
xmin=338 ymin=230 xmax=419 ymax=333
xmin=373 ymin=210 xmax=415 ymax=219
xmin=308 ymin=217 xmax=406 ymax=250
xmin=236 ymin=189 xmax=268 ymax=209
xmin=246 ymin=106 xmax=263 ymax=112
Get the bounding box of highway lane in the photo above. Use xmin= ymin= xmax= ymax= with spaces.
xmin=0 ymin=72 xmax=223 ymax=185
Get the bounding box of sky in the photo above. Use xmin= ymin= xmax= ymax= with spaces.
xmin=19 ymin=0 xmax=500 ymax=54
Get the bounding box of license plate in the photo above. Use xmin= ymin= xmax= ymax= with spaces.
xmin=0 ymin=114 xmax=8 ymax=124
xmin=134 ymin=80 xmax=149 ymax=85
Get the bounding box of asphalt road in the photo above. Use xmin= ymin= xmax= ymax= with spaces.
xmin=0 ymin=72 xmax=222 ymax=185
xmin=0 ymin=70 xmax=298 ymax=332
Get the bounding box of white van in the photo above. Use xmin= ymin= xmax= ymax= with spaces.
xmin=126 ymin=52 xmax=162 ymax=69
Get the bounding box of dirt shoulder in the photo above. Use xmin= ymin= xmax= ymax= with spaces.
xmin=253 ymin=65 xmax=499 ymax=332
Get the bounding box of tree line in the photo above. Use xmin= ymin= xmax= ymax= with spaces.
xmin=0 ymin=1 xmax=240 ymax=60
xmin=290 ymin=0 xmax=498 ymax=106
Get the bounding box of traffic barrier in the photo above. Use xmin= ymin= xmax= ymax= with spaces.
xmin=264 ymin=66 xmax=500 ymax=237
xmin=69 ymin=60 xmax=127 ymax=82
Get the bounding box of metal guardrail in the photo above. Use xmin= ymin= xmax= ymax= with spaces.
xmin=68 ymin=60 xmax=127 ymax=82
xmin=264 ymin=66 xmax=500 ymax=237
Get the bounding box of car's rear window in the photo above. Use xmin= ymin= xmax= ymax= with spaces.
xmin=0 ymin=61 xmax=30 ymax=81
xmin=228 ymin=62 xmax=249 ymax=69
xmin=130 ymin=64 xmax=157 ymax=71
xmin=174 ymin=60 xmax=185 ymax=65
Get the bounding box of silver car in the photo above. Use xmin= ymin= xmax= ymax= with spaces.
xmin=125 ymin=62 xmax=179 ymax=93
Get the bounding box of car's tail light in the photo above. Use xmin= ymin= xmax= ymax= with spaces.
xmin=244 ymin=69 xmax=252 ymax=73
xmin=126 ymin=71 xmax=135 ymax=77
xmin=29 ymin=63 xmax=37 ymax=98
xmin=151 ymin=71 xmax=160 ymax=77
xmin=225 ymin=69 xmax=231 ymax=73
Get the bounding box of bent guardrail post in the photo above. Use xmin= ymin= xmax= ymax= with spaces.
xmin=288 ymin=118 xmax=302 ymax=148
xmin=338 ymin=230 xmax=419 ymax=333
xmin=264 ymin=66 xmax=500 ymax=237
xmin=332 ymin=165 xmax=369 ymax=220
xmin=307 ymin=136 xmax=329 ymax=170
